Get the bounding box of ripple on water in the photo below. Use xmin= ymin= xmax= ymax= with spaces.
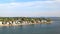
xmin=0 ymin=21 xmax=60 ymax=34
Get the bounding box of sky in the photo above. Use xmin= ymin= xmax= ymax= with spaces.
xmin=0 ymin=0 xmax=60 ymax=17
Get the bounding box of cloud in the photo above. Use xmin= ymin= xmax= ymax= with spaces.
xmin=0 ymin=1 xmax=57 ymax=8
xmin=0 ymin=1 xmax=60 ymax=17
xmin=55 ymin=0 xmax=60 ymax=2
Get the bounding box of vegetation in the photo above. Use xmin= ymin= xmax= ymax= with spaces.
xmin=0 ymin=17 xmax=51 ymax=25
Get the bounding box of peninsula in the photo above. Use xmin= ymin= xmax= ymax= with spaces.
xmin=0 ymin=17 xmax=51 ymax=26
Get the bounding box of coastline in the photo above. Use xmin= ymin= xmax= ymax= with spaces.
xmin=0 ymin=17 xmax=52 ymax=26
xmin=0 ymin=23 xmax=39 ymax=26
xmin=0 ymin=21 xmax=52 ymax=26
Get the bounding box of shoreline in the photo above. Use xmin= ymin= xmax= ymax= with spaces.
xmin=0 ymin=23 xmax=39 ymax=26
xmin=0 ymin=21 xmax=52 ymax=26
xmin=0 ymin=17 xmax=52 ymax=26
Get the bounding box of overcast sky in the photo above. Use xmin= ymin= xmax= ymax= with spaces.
xmin=0 ymin=0 xmax=60 ymax=17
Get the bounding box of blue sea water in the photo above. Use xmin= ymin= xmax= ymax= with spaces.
xmin=0 ymin=21 xmax=60 ymax=34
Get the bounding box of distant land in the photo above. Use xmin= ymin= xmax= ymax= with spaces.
xmin=0 ymin=17 xmax=60 ymax=21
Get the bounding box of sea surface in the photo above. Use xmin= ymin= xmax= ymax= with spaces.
xmin=0 ymin=18 xmax=60 ymax=34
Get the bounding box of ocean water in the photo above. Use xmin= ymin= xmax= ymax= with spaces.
xmin=0 ymin=21 xmax=60 ymax=34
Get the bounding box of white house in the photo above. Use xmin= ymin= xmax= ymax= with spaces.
xmin=0 ymin=21 xmax=2 ymax=25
